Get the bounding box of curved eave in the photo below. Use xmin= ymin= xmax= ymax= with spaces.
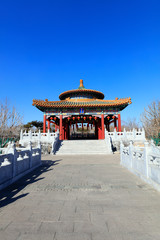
xmin=33 ymin=98 xmax=131 ymax=112
xmin=59 ymin=89 xmax=104 ymax=100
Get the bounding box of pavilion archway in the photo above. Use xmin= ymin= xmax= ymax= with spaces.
xmin=43 ymin=114 xmax=122 ymax=140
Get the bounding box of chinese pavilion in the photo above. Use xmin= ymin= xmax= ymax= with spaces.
xmin=33 ymin=79 xmax=131 ymax=140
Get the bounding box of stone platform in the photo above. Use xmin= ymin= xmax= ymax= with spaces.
xmin=0 ymin=154 xmax=160 ymax=239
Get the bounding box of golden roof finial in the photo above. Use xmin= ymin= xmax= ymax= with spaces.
xmin=78 ymin=79 xmax=85 ymax=89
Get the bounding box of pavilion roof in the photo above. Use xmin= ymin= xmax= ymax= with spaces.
xmin=33 ymin=97 xmax=132 ymax=111
xmin=59 ymin=79 xmax=104 ymax=100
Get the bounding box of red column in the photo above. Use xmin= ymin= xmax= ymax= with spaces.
xmin=98 ymin=119 xmax=102 ymax=139
xmin=118 ymin=113 xmax=121 ymax=132
xmin=59 ymin=115 xmax=63 ymax=140
xmin=62 ymin=120 xmax=65 ymax=140
xmin=43 ymin=114 xmax=46 ymax=133
xmin=47 ymin=120 xmax=50 ymax=131
xmin=101 ymin=114 xmax=105 ymax=139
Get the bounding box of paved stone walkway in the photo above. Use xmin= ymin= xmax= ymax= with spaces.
xmin=1 ymin=154 xmax=160 ymax=240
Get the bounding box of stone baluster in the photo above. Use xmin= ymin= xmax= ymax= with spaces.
xmin=38 ymin=129 xmax=41 ymax=141
xmin=20 ymin=129 xmax=23 ymax=141
xmin=47 ymin=129 xmax=50 ymax=141
xmin=27 ymin=141 xmax=33 ymax=168
xmin=8 ymin=142 xmax=17 ymax=177
xmin=144 ymin=141 xmax=149 ymax=178
xmin=37 ymin=140 xmax=41 ymax=161
xmin=114 ymin=128 xmax=117 ymax=140
xmin=29 ymin=130 xmax=32 ymax=141
xmin=120 ymin=141 xmax=124 ymax=164
xmin=129 ymin=141 xmax=133 ymax=169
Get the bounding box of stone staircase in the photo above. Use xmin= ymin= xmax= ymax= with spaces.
xmin=55 ymin=140 xmax=112 ymax=155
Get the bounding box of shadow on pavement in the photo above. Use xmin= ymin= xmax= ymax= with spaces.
xmin=0 ymin=159 xmax=62 ymax=208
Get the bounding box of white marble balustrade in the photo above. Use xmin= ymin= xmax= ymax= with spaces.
xmin=19 ymin=129 xmax=59 ymax=146
xmin=105 ymin=128 xmax=145 ymax=142
xmin=0 ymin=142 xmax=41 ymax=191
xmin=120 ymin=140 xmax=160 ymax=191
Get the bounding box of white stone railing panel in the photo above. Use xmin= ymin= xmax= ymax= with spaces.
xmin=120 ymin=141 xmax=160 ymax=191
xmin=19 ymin=130 xmax=59 ymax=146
xmin=52 ymin=133 xmax=60 ymax=154
xmin=0 ymin=142 xmax=41 ymax=191
xmin=106 ymin=128 xmax=146 ymax=142
xmin=0 ymin=154 xmax=13 ymax=185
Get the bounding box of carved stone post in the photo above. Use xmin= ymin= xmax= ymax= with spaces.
xmin=8 ymin=142 xmax=17 ymax=177
xmin=27 ymin=141 xmax=32 ymax=169
xmin=20 ymin=129 xmax=23 ymax=141
xmin=37 ymin=140 xmax=41 ymax=163
xmin=29 ymin=130 xmax=32 ymax=141
xmin=120 ymin=141 xmax=124 ymax=165
xmin=144 ymin=141 xmax=149 ymax=178
xmin=129 ymin=141 xmax=133 ymax=169
xmin=38 ymin=129 xmax=41 ymax=141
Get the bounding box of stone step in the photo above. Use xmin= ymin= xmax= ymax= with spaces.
xmin=55 ymin=139 xmax=111 ymax=155
xmin=56 ymin=153 xmax=110 ymax=155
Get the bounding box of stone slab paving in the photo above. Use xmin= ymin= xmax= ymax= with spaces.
xmin=1 ymin=154 xmax=160 ymax=240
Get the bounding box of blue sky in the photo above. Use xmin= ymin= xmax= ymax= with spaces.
xmin=0 ymin=0 xmax=160 ymax=124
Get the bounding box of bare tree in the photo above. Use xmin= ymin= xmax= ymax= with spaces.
xmin=141 ymin=100 xmax=160 ymax=139
xmin=0 ymin=99 xmax=23 ymax=142
xmin=122 ymin=117 xmax=140 ymax=131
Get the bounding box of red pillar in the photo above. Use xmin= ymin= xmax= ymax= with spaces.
xmin=43 ymin=114 xmax=46 ymax=133
xmin=101 ymin=114 xmax=105 ymax=139
xmin=118 ymin=113 xmax=121 ymax=132
xmin=98 ymin=119 xmax=102 ymax=139
xmin=47 ymin=120 xmax=50 ymax=131
xmin=59 ymin=115 xmax=63 ymax=140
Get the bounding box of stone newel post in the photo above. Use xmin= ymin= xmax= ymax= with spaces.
xmin=144 ymin=141 xmax=149 ymax=178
